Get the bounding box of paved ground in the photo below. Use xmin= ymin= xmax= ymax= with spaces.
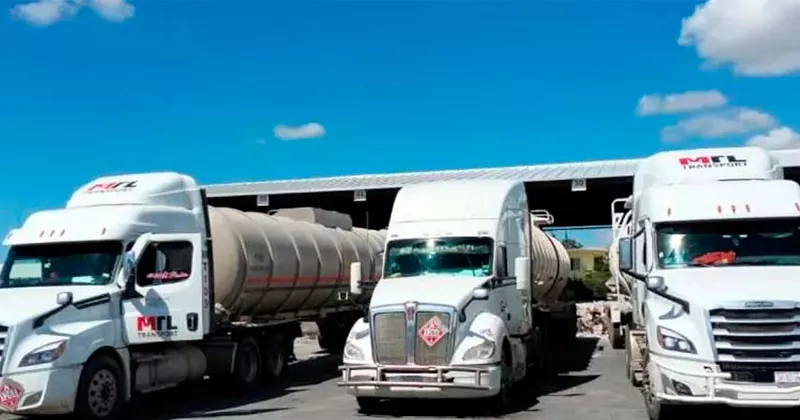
xmin=125 ymin=335 xmax=647 ymax=419
xmin=8 ymin=335 xmax=800 ymax=419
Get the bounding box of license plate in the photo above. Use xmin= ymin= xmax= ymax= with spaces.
xmin=396 ymin=375 xmax=436 ymax=383
xmin=774 ymin=371 xmax=800 ymax=387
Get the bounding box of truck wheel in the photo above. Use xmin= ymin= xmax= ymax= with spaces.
xmin=74 ymin=355 xmax=125 ymax=420
xmin=232 ymin=337 xmax=262 ymax=388
xmin=624 ymin=333 xmax=641 ymax=387
xmin=262 ymin=334 xmax=288 ymax=381
xmin=486 ymin=343 xmax=513 ymax=415
xmin=356 ymin=397 xmax=382 ymax=414
xmin=610 ymin=323 xmax=625 ymax=349
xmin=644 ymin=385 xmax=681 ymax=419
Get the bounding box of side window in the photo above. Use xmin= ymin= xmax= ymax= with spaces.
xmin=136 ymin=241 xmax=193 ymax=287
xmin=570 ymin=258 xmax=580 ymax=271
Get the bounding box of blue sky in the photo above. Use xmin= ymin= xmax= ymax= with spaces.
xmin=1 ymin=0 xmax=799 ymax=258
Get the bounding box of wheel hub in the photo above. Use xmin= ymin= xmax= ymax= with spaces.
xmin=88 ymin=369 xmax=117 ymax=418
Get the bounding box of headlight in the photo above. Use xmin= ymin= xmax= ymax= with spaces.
xmin=344 ymin=342 xmax=365 ymax=361
xmin=462 ymin=339 xmax=496 ymax=361
xmin=656 ymin=326 xmax=695 ymax=354
xmin=19 ymin=341 xmax=67 ymax=367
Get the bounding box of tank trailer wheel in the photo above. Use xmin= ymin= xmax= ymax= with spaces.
xmin=74 ymin=355 xmax=125 ymax=420
xmin=232 ymin=337 xmax=263 ymax=389
xmin=262 ymin=334 xmax=289 ymax=381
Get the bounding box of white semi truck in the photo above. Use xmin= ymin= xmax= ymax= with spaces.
xmin=610 ymin=146 xmax=800 ymax=418
xmin=0 ymin=172 xmax=386 ymax=419
xmin=338 ymin=180 xmax=577 ymax=414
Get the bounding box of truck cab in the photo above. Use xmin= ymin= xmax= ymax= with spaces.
xmin=338 ymin=180 xmax=534 ymax=413
xmin=615 ymin=147 xmax=800 ymax=418
xmin=0 ymin=173 xmax=212 ymax=418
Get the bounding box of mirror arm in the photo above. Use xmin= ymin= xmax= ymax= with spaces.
xmin=623 ymin=269 xmax=690 ymax=314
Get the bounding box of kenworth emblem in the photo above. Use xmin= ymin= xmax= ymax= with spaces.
xmin=404 ymin=301 xmax=417 ymax=321
xmin=744 ymin=301 xmax=775 ymax=309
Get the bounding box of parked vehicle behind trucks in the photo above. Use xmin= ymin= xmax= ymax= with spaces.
xmin=338 ymin=180 xmax=577 ymax=414
xmin=611 ymin=146 xmax=800 ymax=419
xmin=0 ymin=172 xmax=386 ymax=420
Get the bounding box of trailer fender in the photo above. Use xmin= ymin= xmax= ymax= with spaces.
xmin=452 ymin=312 xmax=508 ymax=365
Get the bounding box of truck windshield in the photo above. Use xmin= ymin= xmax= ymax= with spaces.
xmin=384 ymin=237 xmax=493 ymax=278
xmin=0 ymin=241 xmax=122 ymax=288
xmin=657 ymin=219 xmax=800 ymax=268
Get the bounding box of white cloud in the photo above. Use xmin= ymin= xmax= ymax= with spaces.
xmin=661 ymin=108 xmax=778 ymax=142
xmin=747 ymin=127 xmax=800 ymax=150
xmin=679 ymin=0 xmax=800 ymax=76
xmin=10 ymin=0 xmax=133 ymax=26
xmin=273 ymin=123 xmax=326 ymax=141
xmin=637 ymin=90 xmax=727 ymax=116
xmin=89 ymin=0 xmax=133 ymax=22
xmin=11 ymin=0 xmax=78 ymax=27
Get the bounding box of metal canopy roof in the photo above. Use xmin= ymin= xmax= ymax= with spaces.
xmin=204 ymin=149 xmax=800 ymax=198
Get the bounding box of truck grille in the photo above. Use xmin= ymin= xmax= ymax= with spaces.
xmin=373 ymin=313 xmax=406 ymax=365
xmin=371 ymin=308 xmax=454 ymax=366
xmin=710 ymin=306 xmax=800 ymax=368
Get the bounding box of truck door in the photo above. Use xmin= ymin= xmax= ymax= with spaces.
xmin=121 ymin=233 xmax=206 ymax=345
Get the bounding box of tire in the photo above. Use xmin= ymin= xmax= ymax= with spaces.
xmin=644 ymin=385 xmax=682 ymax=420
xmin=232 ymin=337 xmax=262 ymax=389
xmin=624 ymin=331 xmax=641 ymax=387
xmin=73 ymin=355 xmax=125 ymax=420
xmin=262 ymin=334 xmax=288 ymax=381
xmin=611 ymin=324 xmax=625 ymax=349
xmin=356 ymin=397 xmax=382 ymax=414
xmin=485 ymin=343 xmax=513 ymax=415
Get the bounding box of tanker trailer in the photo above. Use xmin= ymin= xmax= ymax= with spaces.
xmin=209 ymin=206 xmax=386 ymax=354
xmin=528 ymin=210 xmax=578 ymax=346
xmin=0 ymin=171 xmax=387 ymax=420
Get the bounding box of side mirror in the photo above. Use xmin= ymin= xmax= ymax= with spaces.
xmin=123 ymin=250 xmax=136 ymax=288
xmin=646 ymin=275 xmax=665 ymax=291
xmin=56 ymin=291 xmax=73 ymax=306
xmin=514 ymin=257 xmax=530 ymax=292
xmin=617 ymin=237 xmax=633 ymax=271
xmin=350 ymin=262 xmax=363 ymax=295
xmin=471 ymin=288 xmax=490 ymax=300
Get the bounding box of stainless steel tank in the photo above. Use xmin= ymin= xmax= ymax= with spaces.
xmin=208 ymin=206 xmax=386 ymax=320
xmin=528 ymin=214 xmax=571 ymax=307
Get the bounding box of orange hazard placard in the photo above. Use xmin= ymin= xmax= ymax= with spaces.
xmin=0 ymin=378 xmax=24 ymax=412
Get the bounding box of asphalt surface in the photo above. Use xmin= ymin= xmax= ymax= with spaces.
xmin=7 ymin=335 xmax=800 ymax=419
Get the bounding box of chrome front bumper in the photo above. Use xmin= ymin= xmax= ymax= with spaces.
xmin=338 ymin=364 xmax=500 ymax=398
xmin=653 ymin=356 xmax=800 ymax=407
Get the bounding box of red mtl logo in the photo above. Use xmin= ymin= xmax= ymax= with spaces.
xmin=678 ymin=155 xmax=747 ymax=169
xmin=86 ymin=181 xmax=138 ymax=193
xmin=136 ymin=315 xmax=178 ymax=338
